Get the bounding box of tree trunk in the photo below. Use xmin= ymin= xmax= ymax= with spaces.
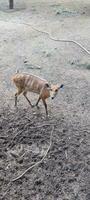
xmin=9 ymin=0 xmax=14 ymax=9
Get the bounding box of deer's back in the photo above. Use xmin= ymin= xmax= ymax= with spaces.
xmin=12 ymin=73 xmax=49 ymax=95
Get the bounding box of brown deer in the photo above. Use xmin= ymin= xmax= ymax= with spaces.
xmin=12 ymin=72 xmax=63 ymax=115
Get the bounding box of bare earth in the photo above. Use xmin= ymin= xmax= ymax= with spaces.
xmin=0 ymin=0 xmax=90 ymax=200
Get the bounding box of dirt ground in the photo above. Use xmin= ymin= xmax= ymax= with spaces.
xmin=0 ymin=0 xmax=90 ymax=200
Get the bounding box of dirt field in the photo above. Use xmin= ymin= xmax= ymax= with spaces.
xmin=0 ymin=0 xmax=90 ymax=199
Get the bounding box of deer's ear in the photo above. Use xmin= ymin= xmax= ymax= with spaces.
xmin=45 ymin=83 xmax=50 ymax=88
xmin=45 ymin=83 xmax=52 ymax=90
xmin=59 ymin=84 xmax=64 ymax=89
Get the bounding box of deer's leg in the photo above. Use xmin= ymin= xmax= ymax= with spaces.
xmin=23 ymin=91 xmax=33 ymax=107
xmin=34 ymin=87 xmax=45 ymax=108
xmin=15 ymin=93 xmax=18 ymax=107
xmin=35 ymin=96 xmax=41 ymax=109
xmin=42 ymin=99 xmax=48 ymax=115
xmin=15 ymin=89 xmax=22 ymax=107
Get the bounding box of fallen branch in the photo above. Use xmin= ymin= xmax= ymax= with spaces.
xmin=22 ymin=22 xmax=90 ymax=55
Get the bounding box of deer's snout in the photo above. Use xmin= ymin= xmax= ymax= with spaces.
xmin=51 ymin=96 xmax=54 ymax=100
xmin=50 ymin=91 xmax=57 ymax=100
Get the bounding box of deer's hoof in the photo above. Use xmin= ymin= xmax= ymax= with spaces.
xmin=36 ymin=105 xmax=40 ymax=109
xmin=31 ymin=104 xmax=35 ymax=108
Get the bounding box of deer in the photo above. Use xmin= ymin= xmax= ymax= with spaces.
xmin=12 ymin=72 xmax=64 ymax=115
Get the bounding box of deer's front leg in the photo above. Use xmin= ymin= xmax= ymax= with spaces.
xmin=23 ymin=92 xmax=33 ymax=107
xmin=34 ymin=96 xmax=41 ymax=109
xmin=42 ymin=99 xmax=48 ymax=115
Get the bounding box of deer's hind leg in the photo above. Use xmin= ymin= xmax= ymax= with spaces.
xmin=15 ymin=88 xmax=23 ymax=107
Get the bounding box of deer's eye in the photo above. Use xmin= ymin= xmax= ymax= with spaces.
xmin=55 ymin=89 xmax=58 ymax=92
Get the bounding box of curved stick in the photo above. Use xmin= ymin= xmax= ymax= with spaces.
xmin=22 ymin=22 xmax=90 ymax=55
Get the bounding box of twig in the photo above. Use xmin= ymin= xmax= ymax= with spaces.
xmin=30 ymin=123 xmax=55 ymax=129
xmin=6 ymin=130 xmax=23 ymax=148
xmin=1 ymin=125 xmax=54 ymax=199
xmin=65 ymin=150 xmax=68 ymax=159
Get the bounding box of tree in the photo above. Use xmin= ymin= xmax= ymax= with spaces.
xmin=9 ymin=0 xmax=14 ymax=9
